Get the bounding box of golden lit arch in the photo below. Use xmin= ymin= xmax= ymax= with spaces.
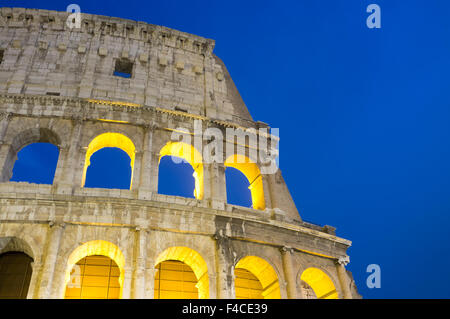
xmin=159 ymin=142 xmax=204 ymax=200
xmin=64 ymin=240 xmax=126 ymax=298
xmin=81 ymin=132 xmax=136 ymax=189
xmin=155 ymin=246 xmax=209 ymax=299
xmin=300 ymin=267 xmax=338 ymax=299
xmin=225 ymin=154 xmax=265 ymax=210
xmin=235 ymin=256 xmax=281 ymax=299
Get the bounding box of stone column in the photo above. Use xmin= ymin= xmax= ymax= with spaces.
xmin=280 ymin=246 xmax=298 ymax=299
xmin=146 ymin=152 xmax=160 ymax=196
xmin=264 ymin=173 xmax=276 ymax=210
xmin=26 ymin=260 xmax=43 ymax=299
xmin=55 ymin=118 xmax=83 ymax=194
xmin=131 ymin=150 xmax=143 ymax=191
xmin=335 ymin=256 xmax=352 ymax=299
xmin=131 ymin=227 xmax=147 ymax=299
xmin=37 ymin=222 xmax=65 ymax=299
xmin=74 ymin=145 xmax=88 ymax=189
xmin=144 ymin=267 xmax=156 ymax=299
xmin=52 ymin=146 xmax=68 ymax=186
xmin=121 ymin=266 xmax=133 ymax=299
xmin=138 ymin=125 xmax=156 ymax=199
xmin=0 ymin=113 xmax=13 ymax=182
xmin=205 ymin=163 xmax=227 ymax=210
xmin=213 ymin=234 xmax=234 ymax=299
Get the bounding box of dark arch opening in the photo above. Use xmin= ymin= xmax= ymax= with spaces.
xmin=10 ymin=143 xmax=59 ymax=184
xmin=0 ymin=252 xmax=33 ymax=299
xmin=225 ymin=166 xmax=252 ymax=208
xmin=158 ymin=155 xmax=195 ymax=198
xmin=84 ymin=147 xmax=132 ymax=189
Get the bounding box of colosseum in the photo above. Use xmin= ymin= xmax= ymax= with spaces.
xmin=0 ymin=7 xmax=360 ymax=299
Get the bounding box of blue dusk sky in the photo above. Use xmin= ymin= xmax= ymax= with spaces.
xmin=4 ymin=0 xmax=450 ymax=299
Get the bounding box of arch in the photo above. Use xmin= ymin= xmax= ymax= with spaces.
xmin=2 ymin=128 xmax=61 ymax=182
xmin=0 ymin=236 xmax=35 ymax=260
xmin=0 ymin=252 xmax=33 ymax=299
xmin=154 ymin=246 xmax=209 ymax=299
xmin=81 ymin=132 xmax=136 ymax=190
xmin=235 ymin=256 xmax=281 ymax=299
xmin=300 ymin=267 xmax=338 ymax=299
xmin=10 ymin=128 xmax=61 ymax=152
xmin=225 ymin=154 xmax=265 ymax=210
xmin=159 ymin=142 xmax=204 ymax=200
xmin=64 ymin=240 xmax=125 ymax=298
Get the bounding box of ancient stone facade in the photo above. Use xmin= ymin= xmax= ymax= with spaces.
xmin=0 ymin=7 xmax=360 ymax=299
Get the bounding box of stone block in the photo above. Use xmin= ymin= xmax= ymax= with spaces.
xmin=98 ymin=47 xmax=108 ymax=56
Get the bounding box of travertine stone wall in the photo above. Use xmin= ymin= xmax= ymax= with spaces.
xmin=0 ymin=7 xmax=360 ymax=299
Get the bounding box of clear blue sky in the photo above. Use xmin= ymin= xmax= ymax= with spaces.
xmin=5 ymin=0 xmax=450 ymax=298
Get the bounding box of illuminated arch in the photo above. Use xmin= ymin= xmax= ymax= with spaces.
xmin=81 ymin=132 xmax=136 ymax=189
xmin=225 ymin=154 xmax=265 ymax=210
xmin=155 ymin=246 xmax=209 ymax=299
xmin=64 ymin=240 xmax=126 ymax=298
xmin=300 ymin=267 xmax=338 ymax=299
xmin=235 ymin=256 xmax=281 ymax=299
xmin=159 ymin=142 xmax=204 ymax=200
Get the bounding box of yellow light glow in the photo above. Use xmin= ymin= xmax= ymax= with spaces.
xmin=64 ymin=255 xmax=121 ymax=299
xmin=301 ymin=267 xmax=338 ymax=299
xmin=159 ymin=142 xmax=204 ymax=200
xmin=64 ymin=240 xmax=125 ymax=299
xmin=225 ymin=154 xmax=265 ymax=210
xmin=235 ymin=256 xmax=280 ymax=299
xmin=155 ymin=246 xmax=209 ymax=299
xmin=234 ymin=268 xmax=264 ymax=299
xmin=154 ymin=260 xmax=199 ymax=299
xmin=87 ymin=99 xmax=141 ymax=108
xmin=81 ymin=132 xmax=136 ymax=190
xmin=98 ymin=119 xmax=130 ymax=124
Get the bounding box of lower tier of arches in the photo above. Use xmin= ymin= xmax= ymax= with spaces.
xmin=0 ymin=222 xmax=358 ymax=299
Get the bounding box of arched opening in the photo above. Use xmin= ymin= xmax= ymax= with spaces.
xmin=154 ymin=246 xmax=209 ymax=299
xmin=10 ymin=143 xmax=59 ymax=184
xmin=234 ymin=256 xmax=280 ymax=299
xmin=81 ymin=133 xmax=136 ymax=190
xmin=64 ymin=240 xmax=125 ymax=299
xmin=1 ymin=128 xmax=60 ymax=183
xmin=225 ymin=166 xmax=252 ymax=208
xmin=158 ymin=156 xmax=195 ymax=198
xmin=158 ymin=142 xmax=203 ymax=200
xmin=300 ymin=267 xmax=338 ymax=299
xmin=154 ymin=260 xmax=199 ymax=299
xmin=225 ymin=155 xmax=265 ymax=210
xmin=64 ymin=255 xmax=121 ymax=299
xmin=0 ymin=252 xmax=33 ymax=299
xmin=84 ymin=147 xmax=132 ymax=189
